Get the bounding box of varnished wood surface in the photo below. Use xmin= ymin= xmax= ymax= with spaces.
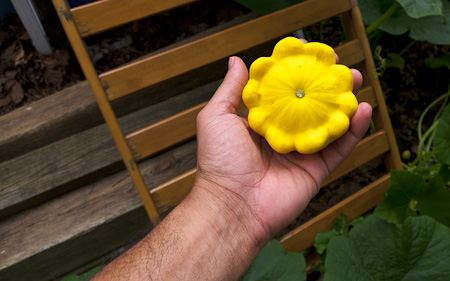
xmin=281 ymin=174 xmax=391 ymax=253
xmin=100 ymin=0 xmax=352 ymax=100
xmin=127 ymin=103 xmax=206 ymax=160
xmin=334 ymin=39 xmax=364 ymax=67
xmin=322 ymin=130 xmax=389 ymax=187
xmin=71 ymin=0 xmax=198 ymax=37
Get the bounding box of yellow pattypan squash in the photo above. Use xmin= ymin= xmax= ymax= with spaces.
xmin=242 ymin=37 xmax=358 ymax=154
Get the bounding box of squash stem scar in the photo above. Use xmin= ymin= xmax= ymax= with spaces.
xmin=296 ymin=89 xmax=305 ymax=98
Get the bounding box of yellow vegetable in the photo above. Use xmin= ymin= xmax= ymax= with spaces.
xmin=242 ymin=37 xmax=358 ymax=154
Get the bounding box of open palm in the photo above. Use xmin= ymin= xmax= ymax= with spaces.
xmin=195 ymin=56 xmax=372 ymax=237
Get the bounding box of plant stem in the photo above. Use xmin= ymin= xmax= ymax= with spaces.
xmin=417 ymin=121 xmax=439 ymax=155
xmin=417 ymin=92 xmax=450 ymax=142
xmin=366 ymin=2 xmax=401 ymax=35
xmin=339 ymin=14 xmax=348 ymax=43
xmin=398 ymin=40 xmax=416 ymax=56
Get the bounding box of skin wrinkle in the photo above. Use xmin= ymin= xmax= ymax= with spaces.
xmin=195 ymin=173 xmax=272 ymax=241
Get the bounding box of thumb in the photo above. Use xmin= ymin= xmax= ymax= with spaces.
xmin=207 ymin=56 xmax=249 ymax=114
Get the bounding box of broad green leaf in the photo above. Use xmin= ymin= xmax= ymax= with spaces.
xmin=397 ymin=0 xmax=443 ymax=18
xmin=314 ymin=214 xmax=367 ymax=255
xmin=374 ymin=170 xmax=450 ymax=228
xmin=434 ymin=103 xmax=450 ymax=165
xmin=359 ymin=0 xmax=450 ymax=44
xmin=324 ymin=215 xmax=450 ymax=281
xmin=61 ymin=265 xmax=104 ymax=281
xmin=425 ymin=54 xmax=450 ymax=70
xmin=232 ymin=0 xmax=304 ymax=15
xmin=439 ymin=164 xmax=450 ymax=185
xmin=242 ymin=239 xmax=306 ymax=281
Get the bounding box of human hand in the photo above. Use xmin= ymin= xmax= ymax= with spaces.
xmin=194 ymin=52 xmax=372 ymax=241
xmin=92 ymin=44 xmax=372 ymax=281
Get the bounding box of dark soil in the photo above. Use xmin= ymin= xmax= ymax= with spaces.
xmin=1 ymin=0 xmax=449 ymax=253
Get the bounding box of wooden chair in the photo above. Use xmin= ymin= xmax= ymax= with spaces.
xmin=52 ymin=0 xmax=402 ymax=263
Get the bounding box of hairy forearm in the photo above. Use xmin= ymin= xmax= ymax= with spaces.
xmin=93 ymin=179 xmax=269 ymax=281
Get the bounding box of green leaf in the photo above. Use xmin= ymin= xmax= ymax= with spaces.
xmin=324 ymin=215 xmax=450 ymax=281
xmin=314 ymin=230 xmax=336 ymax=255
xmin=232 ymin=0 xmax=305 ymax=15
xmin=439 ymin=164 xmax=450 ymax=186
xmin=61 ymin=265 xmax=104 ymax=281
xmin=386 ymin=53 xmax=405 ymax=69
xmin=425 ymin=54 xmax=450 ymax=70
xmin=360 ymin=0 xmax=450 ymax=44
xmin=374 ymin=170 xmax=450 ymax=228
xmin=242 ymin=239 xmax=306 ymax=281
xmin=331 ymin=214 xmax=349 ymax=235
xmin=397 ymin=0 xmax=443 ymax=18
xmin=434 ymin=103 xmax=450 ymax=165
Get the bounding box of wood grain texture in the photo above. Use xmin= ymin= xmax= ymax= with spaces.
xmin=71 ymin=0 xmax=198 ymax=37
xmin=356 ymin=86 xmax=378 ymax=108
xmin=0 ymin=80 xmax=219 ymax=219
xmin=334 ymin=39 xmax=364 ymax=67
xmin=281 ymin=174 xmax=391 ymax=253
xmin=0 ymin=81 xmax=100 ymax=162
xmin=0 ymin=141 xmax=197 ymax=281
xmin=322 ymin=130 xmax=390 ymax=187
xmin=343 ymin=5 xmax=403 ymax=171
xmin=100 ymin=0 xmax=352 ymax=100
xmin=127 ymin=103 xmax=205 ymax=160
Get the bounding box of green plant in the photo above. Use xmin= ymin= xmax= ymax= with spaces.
xmin=241 ymin=239 xmax=306 ymax=281
xmin=61 ymin=265 xmax=104 ymax=281
xmin=324 ymin=215 xmax=450 ymax=280
xmin=361 ymin=0 xmax=450 ymax=45
xmin=313 ymin=99 xmax=450 ymax=280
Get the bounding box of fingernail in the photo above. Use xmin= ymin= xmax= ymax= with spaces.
xmin=228 ymin=56 xmax=235 ymax=70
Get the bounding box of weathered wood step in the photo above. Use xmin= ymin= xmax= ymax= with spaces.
xmin=0 ymin=140 xmax=197 ymax=281
xmin=0 ymin=79 xmax=220 ymax=220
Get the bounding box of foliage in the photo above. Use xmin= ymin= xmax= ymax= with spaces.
xmin=374 ymin=170 xmax=450 ymax=227
xmin=359 ymin=0 xmax=450 ymax=45
xmin=242 ymin=239 xmax=306 ymax=281
xmin=313 ymin=214 xmax=364 ymax=256
xmin=61 ymin=265 xmax=104 ymax=281
xmin=324 ymin=215 xmax=450 ymax=281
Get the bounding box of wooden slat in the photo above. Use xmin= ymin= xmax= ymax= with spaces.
xmin=0 ymin=81 xmax=95 ymax=162
xmin=151 ymin=169 xmax=197 ymax=213
xmin=140 ymin=131 xmax=389 ymax=223
xmin=343 ymin=4 xmax=403 ymax=171
xmin=100 ymin=0 xmax=352 ymax=100
xmin=281 ymin=174 xmax=391 ymax=253
xmin=334 ymin=39 xmax=364 ymax=67
xmin=0 ymin=81 xmax=216 ymax=220
xmin=356 ymin=86 xmax=378 ymax=108
xmin=126 ymin=102 xmax=206 ymax=161
xmin=71 ymin=0 xmax=198 ymax=37
xmin=0 ymin=141 xmax=197 ymax=281
xmin=322 ymin=130 xmax=389 ymax=187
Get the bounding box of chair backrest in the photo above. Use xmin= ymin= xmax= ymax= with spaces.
xmin=52 ymin=0 xmax=402 ymax=262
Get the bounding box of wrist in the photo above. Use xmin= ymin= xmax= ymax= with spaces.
xmin=185 ymin=175 xmax=271 ymax=273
